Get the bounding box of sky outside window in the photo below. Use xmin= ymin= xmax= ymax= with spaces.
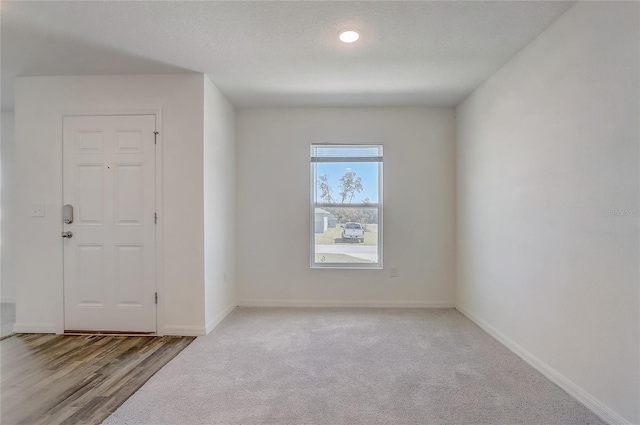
xmin=315 ymin=162 xmax=379 ymax=204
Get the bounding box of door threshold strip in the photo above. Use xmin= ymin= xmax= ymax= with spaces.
xmin=64 ymin=330 xmax=156 ymax=336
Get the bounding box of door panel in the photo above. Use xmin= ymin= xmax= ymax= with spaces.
xmin=115 ymin=244 xmax=144 ymax=306
xmin=77 ymin=245 xmax=105 ymax=306
xmin=115 ymin=130 xmax=144 ymax=154
xmin=76 ymin=165 xmax=104 ymax=224
xmin=114 ymin=164 xmax=144 ymax=225
xmin=63 ymin=115 xmax=156 ymax=332
xmin=76 ymin=130 xmax=104 ymax=153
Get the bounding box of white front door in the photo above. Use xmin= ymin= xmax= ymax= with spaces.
xmin=63 ymin=115 xmax=157 ymax=332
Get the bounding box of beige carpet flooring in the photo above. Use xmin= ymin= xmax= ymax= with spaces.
xmin=105 ymin=307 xmax=606 ymax=425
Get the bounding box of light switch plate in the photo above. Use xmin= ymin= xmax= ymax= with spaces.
xmin=31 ymin=205 xmax=45 ymax=217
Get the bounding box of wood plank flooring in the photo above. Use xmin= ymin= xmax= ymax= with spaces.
xmin=1 ymin=334 xmax=194 ymax=425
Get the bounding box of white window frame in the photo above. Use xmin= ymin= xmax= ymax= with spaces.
xmin=310 ymin=144 xmax=383 ymax=269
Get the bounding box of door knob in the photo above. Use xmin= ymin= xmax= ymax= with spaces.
xmin=62 ymin=231 xmax=73 ymax=238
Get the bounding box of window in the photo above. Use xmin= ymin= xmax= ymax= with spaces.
xmin=310 ymin=144 xmax=383 ymax=268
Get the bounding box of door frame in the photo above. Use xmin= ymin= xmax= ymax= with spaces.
xmin=59 ymin=109 xmax=165 ymax=335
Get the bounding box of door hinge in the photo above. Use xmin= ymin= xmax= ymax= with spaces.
xmin=154 ymin=212 xmax=157 ymax=224
xmin=153 ymin=131 xmax=159 ymax=145
xmin=155 ymin=292 xmax=158 ymax=304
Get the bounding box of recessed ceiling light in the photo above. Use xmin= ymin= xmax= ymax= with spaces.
xmin=339 ymin=30 xmax=360 ymax=43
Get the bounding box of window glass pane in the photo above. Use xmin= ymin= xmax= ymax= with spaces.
xmin=311 ymin=143 xmax=382 ymax=268
xmin=314 ymin=162 xmax=379 ymax=204
xmin=314 ymin=207 xmax=379 ymax=265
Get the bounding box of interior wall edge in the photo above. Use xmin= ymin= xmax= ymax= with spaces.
xmin=163 ymin=325 xmax=207 ymax=337
xmin=455 ymin=304 xmax=631 ymax=425
xmin=13 ymin=322 xmax=57 ymax=334
xmin=237 ymin=299 xmax=455 ymax=309
xmin=205 ymin=302 xmax=238 ymax=335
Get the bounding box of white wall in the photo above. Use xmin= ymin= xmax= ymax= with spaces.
xmin=203 ymin=76 xmax=237 ymax=332
xmin=1 ymin=111 xmax=16 ymax=303
xmin=13 ymin=74 xmax=207 ymax=335
xmin=236 ymin=108 xmax=455 ymax=306
xmin=456 ymin=2 xmax=639 ymax=424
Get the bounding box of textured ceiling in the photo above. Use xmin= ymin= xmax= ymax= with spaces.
xmin=1 ymin=1 xmax=575 ymax=110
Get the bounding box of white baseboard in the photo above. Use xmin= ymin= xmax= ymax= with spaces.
xmin=1 ymin=296 xmax=16 ymax=303
xmin=455 ymin=304 xmax=631 ymax=425
xmin=163 ymin=325 xmax=207 ymax=336
xmin=206 ymin=302 xmax=237 ymax=334
xmin=238 ymin=299 xmax=454 ymax=308
xmin=13 ymin=322 xmax=57 ymax=334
